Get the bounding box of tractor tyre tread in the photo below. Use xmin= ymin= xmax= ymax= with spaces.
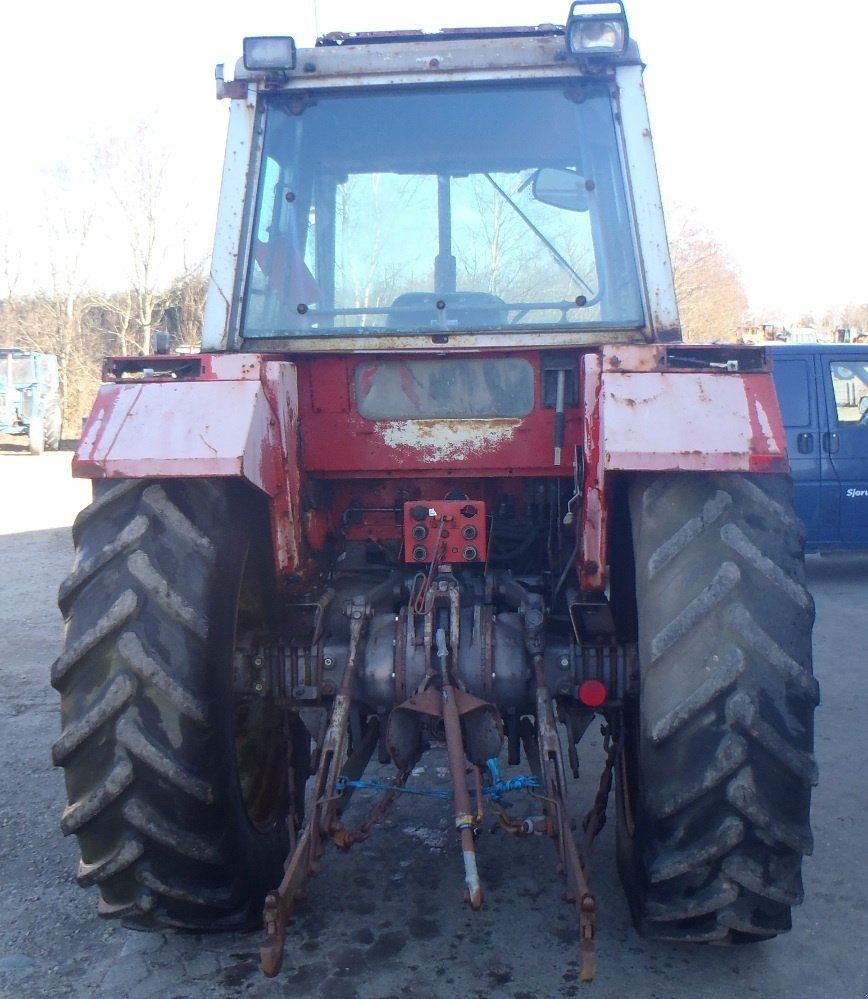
xmin=52 ymin=479 xmax=286 ymax=931
xmin=44 ymin=400 xmax=63 ymax=451
xmin=622 ymin=472 xmax=817 ymax=943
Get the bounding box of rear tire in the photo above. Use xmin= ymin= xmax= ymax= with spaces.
xmin=52 ymin=479 xmax=292 ymax=929
xmin=44 ymin=401 xmax=62 ymax=450
xmin=616 ymin=473 xmax=818 ymax=942
xmin=28 ymin=416 xmax=44 ymax=455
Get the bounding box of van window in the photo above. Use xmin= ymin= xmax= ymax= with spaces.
xmin=829 ymin=361 xmax=868 ymax=425
xmin=773 ymin=359 xmax=811 ymax=427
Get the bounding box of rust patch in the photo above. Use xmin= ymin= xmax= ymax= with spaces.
xmin=375 ymin=419 xmax=520 ymax=460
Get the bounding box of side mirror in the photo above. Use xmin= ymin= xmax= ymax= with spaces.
xmin=153 ymin=332 xmax=172 ymax=355
xmin=532 ymin=168 xmax=591 ymax=212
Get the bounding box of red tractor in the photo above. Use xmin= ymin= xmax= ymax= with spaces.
xmin=52 ymin=3 xmax=817 ymax=981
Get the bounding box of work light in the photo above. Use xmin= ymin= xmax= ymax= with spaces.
xmin=243 ymin=36 xmax=297 ymax=72
xmin=566 ymin=1 xmax=628 ymax=56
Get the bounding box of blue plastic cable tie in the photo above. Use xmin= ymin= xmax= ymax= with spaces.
xmin=336 ymin=764 xmax=540 ymax=802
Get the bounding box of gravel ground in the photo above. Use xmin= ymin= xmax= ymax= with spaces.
xmin=1 ymin=444 xmax=866 ymax=998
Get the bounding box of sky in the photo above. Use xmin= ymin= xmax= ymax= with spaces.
xmin=1 ymin=0 xmax=865 ymax=322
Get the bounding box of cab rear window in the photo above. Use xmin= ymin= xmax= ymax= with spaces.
xmin=355 ymin=358 xmax=534 ymax=419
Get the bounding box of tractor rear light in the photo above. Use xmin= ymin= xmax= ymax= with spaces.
xmin=566 ymin=1 xmax=628 ymax=57
xmin=749 ymin=453 xmax=789 ymax=473
xmin=243 ymin=36 xmax=297 ymax=72
xmin=412 ymin=545 xmax=429 ymax=562
xmin=578 ymin=679 xmax=608 ymax=707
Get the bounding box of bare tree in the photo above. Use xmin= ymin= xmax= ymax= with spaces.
xmin=669 ymin=215 xmax=748 ymax=343
xmin=0 ymin=216 xmax=23 ymax=309
xmin=18 ymin=167 xmax=107 ymax=433
xmin=163 ymin=272 xmax=208 ymax=349
xmin=841 ymin=303 xmax=868 ymax=333
xmin=91 ymin=121 xmax=204 ymax=354
xmin=0 ymin=121 xmax=213 ymax=435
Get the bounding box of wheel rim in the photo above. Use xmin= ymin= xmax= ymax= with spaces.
xmin=231 ymin=548 xmax=289 ymax=833
xmin=233 ymin=699 xmax=288 ymax=832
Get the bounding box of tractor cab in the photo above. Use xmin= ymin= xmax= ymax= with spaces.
xmin=206 ymin=7 xmax=679 ymax=352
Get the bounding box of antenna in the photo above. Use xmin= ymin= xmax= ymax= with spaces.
xmin=313 ymin=0 xmax=319 ymax=38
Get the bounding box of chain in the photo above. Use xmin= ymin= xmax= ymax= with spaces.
xmin=581 ymin=723 xmax=618 ymax=854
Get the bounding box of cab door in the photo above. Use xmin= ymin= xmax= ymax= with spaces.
xmin=819 ymin=350 xmax=868 ymax=547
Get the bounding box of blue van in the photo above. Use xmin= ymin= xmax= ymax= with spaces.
xmin=769 ymin=343 xmax=868 ymax=550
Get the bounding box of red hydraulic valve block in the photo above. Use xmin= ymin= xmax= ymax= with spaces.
xmin=403 ymin=500 xmax=488 ymax=565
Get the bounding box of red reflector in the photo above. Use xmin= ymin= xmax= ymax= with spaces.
xmin=749 ymin=453 xmax=789 ymax=473
xmin=578 ymin=679 xmax=608 ymax=708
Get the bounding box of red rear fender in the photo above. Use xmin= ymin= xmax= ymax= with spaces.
xmin=74 ymin=355 xmax=305 ymax=576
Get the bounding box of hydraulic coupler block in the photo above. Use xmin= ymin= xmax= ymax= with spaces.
xmin=403 ymin=500 xmax=487 ymax=564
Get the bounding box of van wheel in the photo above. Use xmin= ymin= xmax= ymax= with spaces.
xmin=617 ymin=473 xmax=818 ymax=942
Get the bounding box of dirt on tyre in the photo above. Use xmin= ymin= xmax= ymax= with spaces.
xmin=616 ymin=472 xmax=818 ymax=943
xmin=51 ymin=478 xmax=296 ymax=930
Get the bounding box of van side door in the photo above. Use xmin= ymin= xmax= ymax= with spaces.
xmin=771 ymin=350 xmax=823 ymax=548
xmin=820 ymin=351 xmax=868 ymax=547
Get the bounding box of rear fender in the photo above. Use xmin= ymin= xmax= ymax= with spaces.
xmin=579 ymin=344 xmax=788 ymax=590
xmin=74 ymin=354 xmax=304 ymax=577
